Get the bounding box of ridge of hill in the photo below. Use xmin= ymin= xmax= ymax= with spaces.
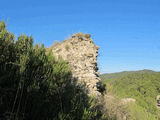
xmin=100 ymin=69 xmax=158 ymax=82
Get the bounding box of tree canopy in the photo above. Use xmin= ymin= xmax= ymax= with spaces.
xmin=0 ymin=20 xmax=102 ymax=120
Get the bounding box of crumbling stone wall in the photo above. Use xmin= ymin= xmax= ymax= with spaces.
xmin=51 ymin=33 xmax=101 ymax=96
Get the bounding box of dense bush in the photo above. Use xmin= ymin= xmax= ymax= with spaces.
xmin=0 ymin=20 xmax=102 ymax=120
xmin=96 ymin=81 xmax=106 ymax=94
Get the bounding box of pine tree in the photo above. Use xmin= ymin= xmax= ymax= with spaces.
xmin=0 ymin=20 xmax=103 ymax=120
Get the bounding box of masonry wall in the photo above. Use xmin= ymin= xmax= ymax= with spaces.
xmin=51 ymin=33 xmax=101 ymax=96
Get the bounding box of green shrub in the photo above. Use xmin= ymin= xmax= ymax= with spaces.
xmin=0 ymin=20 xmax=103 ymax=120
xmin=84 ymin=34 xmax=91 ymax=38
xmin=96 ymin=81 xmax=106 ymax=94
xmin=65 ymin=44 xmax=70 ymax=51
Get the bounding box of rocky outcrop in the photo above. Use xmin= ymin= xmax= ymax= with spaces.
xmin=51 ymin=33 xmax=101 ymax=96
xmin=156 ymin=95 xmax=160 ymax=108
xmin=121 ymin=98 xmax=136 ymax=104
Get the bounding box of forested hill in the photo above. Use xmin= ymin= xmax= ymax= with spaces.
xmin=100 ymin=69 xmax=160 ymax=119
xmin=100 ymin=69 xmax=157 ymax=82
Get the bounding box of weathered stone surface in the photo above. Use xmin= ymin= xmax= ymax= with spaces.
xmin=51 ymin=33 xmax=101 ymax=96
xmin=120 ymin=98 xmax=136 ymax=104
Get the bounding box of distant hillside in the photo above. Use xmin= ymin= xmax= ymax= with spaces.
xmin=101 ymin=69 xmax=160 ymax=120
xmin=100 ymin=69 xmax=156 ymax=82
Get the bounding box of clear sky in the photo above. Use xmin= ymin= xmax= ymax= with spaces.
xmin=1 ymin=0 xmax=160 ymax=73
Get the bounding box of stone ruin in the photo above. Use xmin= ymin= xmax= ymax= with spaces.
xmin=51 ymin=33 xmax=101 ymax=96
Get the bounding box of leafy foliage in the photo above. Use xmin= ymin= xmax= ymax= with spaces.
xmin=96 ymin=81 xmax=106 ymax=94
xmin=0 ymin=20 xmax=102 ymax=120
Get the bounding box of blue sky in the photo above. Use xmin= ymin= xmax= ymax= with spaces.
xmin=1 ymin=0 xmax=160 ymax=73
